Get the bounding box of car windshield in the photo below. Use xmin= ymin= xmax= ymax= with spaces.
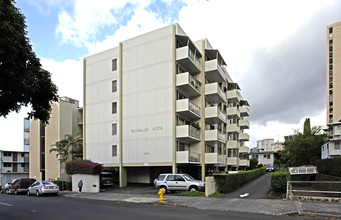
xmin=42 ymin=181 xmax=52 ymax=185
xmin=183 ymin=174 xmax=195 ymax=181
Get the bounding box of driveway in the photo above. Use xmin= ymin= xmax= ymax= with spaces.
xmin=220 ymin=172 xmax=272 ymax=199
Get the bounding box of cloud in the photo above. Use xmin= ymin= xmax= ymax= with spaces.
xmin=41 ymin=58 xmax=84 ymax=105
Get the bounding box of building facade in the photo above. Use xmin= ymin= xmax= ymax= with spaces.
xmin=0 ymin=150 xmax=29 ymax=185
xmin=322 ymin=21 xmax=341 ymax=158
xmin=29 ymin=96 xmax=83 ymax=181
xmin=84 ymin=24 xmax=250 ymax=186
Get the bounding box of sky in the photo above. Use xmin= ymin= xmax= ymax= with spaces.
xmin=1 ymin=0 xmax=341 ymax=151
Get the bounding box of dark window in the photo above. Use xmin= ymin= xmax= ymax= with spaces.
xmin=4 ymin=152 xmax=11 ymax=157
xmin=112 ymin=145 xmax=117 ymax=157
xmin=112 ymin=80 xmax=117 ymax=93
xmin=166 ymin=175 xmax=175 ymax=181
xmin=4 ymin=163 xmax=11 ymax=167
xmin=112 ymin=124 xmax=117 ymax=135
xmin=329 ymin=27 xmax=333 ymax=33
xmin=112 ymin=102 xmax=117 ymax=114
xmin=112 ymin=59 xmax=117 ymax=71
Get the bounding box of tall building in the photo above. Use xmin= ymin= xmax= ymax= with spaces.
xmin=322 ymin=22 xmax=341 ymax=159
xmin=29 ymin=96 xmax=83 ymax=181
xmin=0 ymin=150 xmax=29 ymax=185
xmin=24 ymin=117 xmax=30 ymax=152
xmin=84 ymin=24 xmax=250 ymax=187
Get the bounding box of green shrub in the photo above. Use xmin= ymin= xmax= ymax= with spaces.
xmin=65 ymin=160 xmax=102 ymax=175
xmin=213 ymin=167 xmax=266 ymax=193
xmin=53 ymin=180 xmax=72 ymax=191
xmin=316 ymin=157 xmax=341 ymax=177
xmin=271 ymin=169 xmax=291 ymax=193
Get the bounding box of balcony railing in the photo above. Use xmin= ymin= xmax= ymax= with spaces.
xmin=188 ymin=48 xmax=201 ymax=69
xmin=176 ymin=151 xmax=200 ymax=163
xmin=189 ymin=101 xmax=201 ymax=117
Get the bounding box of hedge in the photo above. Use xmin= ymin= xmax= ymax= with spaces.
xmin=65 ymin=160 xmax=102 ymax=175
xmin=271 ymin=168 xmax=291 ymax=193
xmin=52 ymin=180 xmax=72 ymax=191
xmin=213 ymin=167 xmax=266 ymax=193
xmin=316 ymin=157 xmax=341 ymax=177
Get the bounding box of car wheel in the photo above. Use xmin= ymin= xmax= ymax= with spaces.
xmin=160 ymin=186 xmax=167 ymax=194
xmin=189 ymin=186 xmax=198 ymax=192
xmin=27 ymin=190 xmax=31 ymax=196
xmin=5 ymin=189 xmax=9 ymax=194
xmin=36 ymin=190 xmax=40 ymax=197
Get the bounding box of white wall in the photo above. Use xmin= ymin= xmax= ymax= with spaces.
xmin=72 ymin=174 xmax=100 ymax=193
xmin=86 ymin=48 xmax=120 ymax=164
xmin=121 ymin=25 xmax=174 ymax=164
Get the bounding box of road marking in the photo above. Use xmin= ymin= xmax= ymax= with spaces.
xmin=0 ymin=202 xmax=13 ymax=207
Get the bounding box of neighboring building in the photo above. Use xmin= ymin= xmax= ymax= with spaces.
xmin=84 ymin=23 xmax=250 ymax=187
xmin=0 ymin=150 xmax=29 ymax=185
xmin=24 ymin=118 xmax=30 ymax=152
xmin=322 ymin=122 xmax=341 ymax=159
xmin=29 ymin=96 xmax=83 ymax=181
xmin=322 ymin=21 xmax=341 ymax=159
xmin=250 ymin=138 xmax=283 ymax=168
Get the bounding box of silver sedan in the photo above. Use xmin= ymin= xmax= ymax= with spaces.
xmin=27 ymin=181 xmax=59 ymax=196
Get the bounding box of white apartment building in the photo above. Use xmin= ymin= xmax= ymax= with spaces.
xmin=29 ymin=96 xmax=83 ymax=181
xmin=322 ymin=122 xmax=341 ymax=159
xmin=0 ymin=150 xmax=29 ymax=185
xmin=84 ymin=24 xmax=250 ymax=187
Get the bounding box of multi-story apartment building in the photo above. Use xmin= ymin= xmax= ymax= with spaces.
xmin=29 ymin=96 xmax=83 ymax=181
xmin=0 ymin=150 xmax=29 ymax=185
xmin=322 ymin=21 xmax=341 ymax=158
xmin=24 ymin=118 xmax=30 ymax=152
xmin=84 ymin=24 xmax=250 ymax=187
xmin=250 ymin=138 xmax=283 ymax=168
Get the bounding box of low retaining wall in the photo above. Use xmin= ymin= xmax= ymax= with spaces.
xmin=72 ymin=174 xmax=100 ymax=193
xmin=205 ymin=176 xmax=218 ymax=197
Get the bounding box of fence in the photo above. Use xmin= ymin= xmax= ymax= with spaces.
xmin=286 ymin=181 xmax=341 ymax=200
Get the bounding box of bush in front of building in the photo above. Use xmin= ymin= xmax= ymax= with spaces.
xmin=271 ymin=168 xmax=291 ymax=193
xmin=65 ymin=160 xmax=102 ymax=175
xmin=213 ymin=167 xmax=266 ymax=193
xmin=53 ymin=180 xmax=72 ymax=191
xmin=316 ymin=157 xmax=341 ymax=177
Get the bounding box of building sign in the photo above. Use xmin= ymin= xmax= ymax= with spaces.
xmin=130 ymin=126 xmax=163 ymax=133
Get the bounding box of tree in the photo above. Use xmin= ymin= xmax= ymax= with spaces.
xmin=281 ymin=118 xmax=327 ymax=167
xmin=50 ymin=134 xmax=83 ymax=162
xmin=250 ymin=157 xmax=259 ymax=170
xmin=0 ymin=0 xmax=58 ymax=124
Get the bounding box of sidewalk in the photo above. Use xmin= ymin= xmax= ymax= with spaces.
xmin=62 ymin=191 xmax=341 ymax=218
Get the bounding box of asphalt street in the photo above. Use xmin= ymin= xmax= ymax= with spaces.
xmin=0 ymin=193 xmax=306 ymax=220
xmin=221 ymin=172 xmax=272 ymax=199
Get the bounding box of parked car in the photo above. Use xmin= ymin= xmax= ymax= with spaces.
xmin=27 ymin=181 xmax=59 ymax=196
xmin=9 ymin=178 xmax=36 ymax=195
xmin=266 ymin=166 xmax=275 ymax=172
xmin=1 ymin=183 xmax=12 ymax=194
xmin=100 ymin=172 xmax=114 ymax=188
xmin=154 ymin=173 xmax=205 ymax=193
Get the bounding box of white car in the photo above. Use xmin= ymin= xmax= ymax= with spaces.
xmin=154 ymin=173 xmax=205 ymax=193
xmin=27 ymin=181 xmax=59 ymax=196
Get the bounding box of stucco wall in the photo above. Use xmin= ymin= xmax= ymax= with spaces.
xmin=72 ymin=174 xmax=100 ymax=193
xmin=205 ymin=176 xmax=218 ymax=197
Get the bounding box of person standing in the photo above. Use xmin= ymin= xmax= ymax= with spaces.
xmin=78 ymin=180 xmax=83 ymax=193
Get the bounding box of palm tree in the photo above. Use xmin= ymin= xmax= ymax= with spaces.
xmin=50 ymin=134 xmax=82 ymax=162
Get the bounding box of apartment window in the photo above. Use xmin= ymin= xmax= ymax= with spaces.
xmin=112 ymin=123 xmax=117 ymax=135
xmin=112 ymin=59 xmax=117 ymax=71
xmin=112 ymin=80 xmax=117 ymax=93
xmin=264 ymin=155 xmax=267 ymax=158
xmin=112 ymin=102 xmax=117 ymax=114
xmin=112 ymin=145 xmax=117 ymax=157
xmin=335 ymin=142 xmax=340 ymax=150
xmin=21 ymin=163 xmax=25 ymax=168
xmin=4 ymin=152 xmax=11 ymax=157
xmin=4 ymin=163 xmax=11 ymax=167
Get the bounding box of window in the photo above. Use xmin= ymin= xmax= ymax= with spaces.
xmin=267 ymin=154 xmax=270 ymax=159
xmin=112 ymin=59 xmax=117 ymax=71
xmin=112 ymin=123 xmax=117 ymax=135
xmin=4 ymin=163 xmax=11 ymax=167
xmin=21 ymin=163 xmax=25 ymax=167
xmin=112 ymin=145 xmax=117 ymax=157
xmin=264 ymin=155 xmax=267 ymax=158
xmin=112 ymin=80 xmax=117 ymax=93
xmin=335 ymin=142 xmax=340 ymax=150
xmin=4 ymin=152 xmax=11 ymax=157
xmin=112 ymin=102 xmax=117 ymax=114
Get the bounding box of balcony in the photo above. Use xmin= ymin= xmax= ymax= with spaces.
xmin=176 ymin=125 xmax=201 ymax=143
xmin=227 ymin=123 xmax=240 ymax=133
xmin=205 ymin=83 xmax=226 ymax=104
xmin=239 ymin=146 xmax=250 ymax=153
xmin=205 ymin=129 xmax=226 ymax=143
xmin=226 ymin=90 xmax=242 ymax=103
xmin=239 ymin=119 xmax=250 ymax=129
xmin=77 ymin=117 xmax=83 ymax=125
xmin=176 ymin=99 xmax=201 ymax=121
xmin=176 ymin=151 xmax=200 ymax=164
xmin=205 ymin=106 xmax=226 ymax=124
xmin=227 ymin=157 xmax=238 ymax=166
xmin=239 ymin=106 xmax=250 ymax=117
xmin=176 ymin=72 xmax=201 ymax=97
xmin=226 ymin=107 xmax=240 ymax=119
xmin=239 ymin=133 xmax=250 ymax=141
xmin=227 ymin=140 xmax=239 ymax=149
xmin=239 ymin=159 xmax=250 ymax=167
xmin=205 ymin=59 xmax=226 ymax=83
xmin=205 ymin=153 xmax=226 ymax=164
xmin=176 ymin=46 xmax=201 ymax=74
